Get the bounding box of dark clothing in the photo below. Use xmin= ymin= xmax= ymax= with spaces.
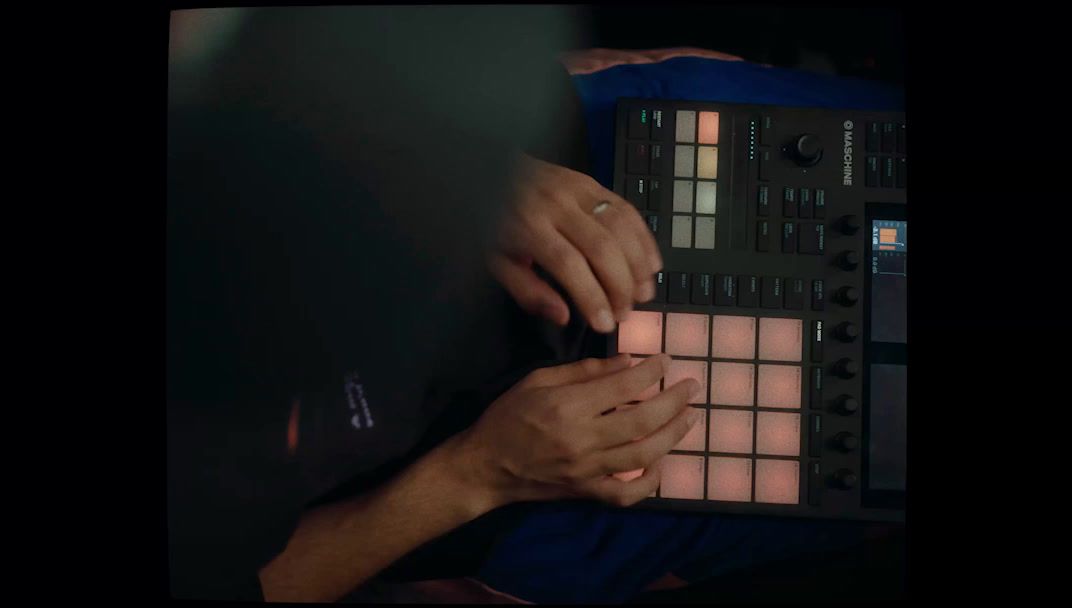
xmin=166 ymin=6 xmax=584 ymax=600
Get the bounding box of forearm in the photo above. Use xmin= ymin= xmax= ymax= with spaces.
xmin=258 ymin=433 xmax=502 ymax=603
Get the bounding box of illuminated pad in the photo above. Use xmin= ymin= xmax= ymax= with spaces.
xmin=756 ymin=412 xmax=801 ymax=456
xmin=618 ymin=311 xmax=663 ymax=355
xmin=755 ymin=459 xmax=799 ymax=504
xmin=710 ymin=362 xmax=755 ymax=406
xmin=709 ymin=409 xmax=753 ymax=454
xmin=675 ymin=407 xmax=707 ymax=451
xmin=666 ymin=358 xmax=708 ymax=404
xmin=707 ymin=457 xmax=752 ymax=502
xmin=758 ymin=317 xmax=803 ymax=362
xmin=712 ymin=315 xmax=756 ymax=360
xmin=629 ymin=356 xmax=661 ymax=401
xmin=665 ymin=313 xmax=709 ymax=357
xmin=756 ymin=364 xmax=801 ymax=409
xmin=697 ymin=111 xmax=720 ymax=145
xmin=660 ymin=454 xmax=705 ymax=499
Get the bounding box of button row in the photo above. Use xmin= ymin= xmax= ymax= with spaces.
xmin=755 ymin=220 xmax=825 ymax=254
xmin=865 ymin=122 xmax=905 ymax=155
xmin=756 ymin=186 xmax=826 ymax=219
xmin=655 ymin=273 xmax=824 ymax=311
xmin=865 ymin=156 xmax=906 ymax=188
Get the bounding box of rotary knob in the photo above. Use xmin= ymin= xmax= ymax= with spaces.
xmin=833 ymin=468 xmax=858 ymax=490
xmin=838 ymin=215 xmax=861 ymax=235
xmin=788 ymin=133 xmax=824 ymax=167
xmin=835 ymin=322 xmax=859 ymax=342
xmin=835 ymin=394 xmax=859 ymax=415
xmin=833 ymin=358 xmax=858 ymax=379
xmin=834 ymin=286 xmax=859 ymax=307
xmin=836 ymin=250 xmax=859 ymax=271
xmin=834 ymin=432 xmax=858 ymax=452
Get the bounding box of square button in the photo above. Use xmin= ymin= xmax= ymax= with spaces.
xmin=709 ymin=409 xmax=753 ymax=454
xmin=667 ymin=359 xmax=709 ymax=404
xmin=696 ymin=181 xmax=718 ymax=214
xmin=673 ymin=180 xmax=694 ymax=213
xmin=675 ymin=407 xmax=707 ymax=451
xmin=698 ymin=111 xmax=720 ymax=145
xmin=674 ymin=145 xmax=695 ymax=178
xmin=758 ymin=317 xmax=803 ymax=362
xmin=665 ymin=313 xmax=709 ymax=357
xmin=618 ymin=311 xmax=663 ymax=355
xmin=694 ymin=217 xmax=716 ymax=249
xmin=755 ymin=459 xmax=799 ymax=504
xmin=756 ymin=412 xmax=801 ymax=456
xmin=707 ymin=457 xmax=752 ymax=502
xmin=629 ymin=356 xmax=661 ymax=401
xmin=660 ymin=454 xmax=705 ymax=499
xmin=675 ymin=110 xmax=697 ymax=143
xmin=672 ymin=215 xmax=693 ymax=248
xmin=711 ymin=315 xmax=756 ymax=360
xmin=697 ymin=146 xmax=718 ymax=179
xmin=757 ymin=364 xmax=802 ymax=409
xmin=710 ymin=362 xmax=755 ymax=406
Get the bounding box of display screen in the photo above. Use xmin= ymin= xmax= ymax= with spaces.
xmin=870 ymin=220 xmax=907 ymax=344
xmin=868 ymin=364 xmax=907 ymax=491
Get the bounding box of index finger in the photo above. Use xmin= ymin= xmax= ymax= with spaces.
xmin=560 ymin=353 xmax=671 ymax=415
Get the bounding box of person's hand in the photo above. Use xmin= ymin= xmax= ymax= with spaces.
xmin=489 ymin=153 xmax=663 ymax=333
xmin=448 ymin=354 xmax=703 ymax=508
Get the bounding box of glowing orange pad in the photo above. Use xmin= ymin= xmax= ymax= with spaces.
xmin=666 ymin=358 xmax=708 ymax=404
xmin=665 ymin=313 xmax=709 ymax=357
xmin=756 ymin=364 xmax=801 ymax=409
xmin=675 ymin=407 xmax=707 ymax=451
xmin=618 ymin=311 xmax=663 ymax=355
xmin=756 ymin=412 xmax=801 ymax=456
xmin=707 ymin=456 xmax=752 ymax=502
xmin=709 ymin=408 xmax=753 ymax=454
xmin=711 ymin=315 xmax=756 ymax=360
xmin=758 ymin=317 xmax=803 ymax=362
xmin=697 ymin=111 xmax=720 ymax=145
xmin=710 ymin=362 xmax=755 ymax=406
xmin=755 ymin=459 xmax=799 ymax=504
xmin=660 ymin=454 xmax=705 ymax=499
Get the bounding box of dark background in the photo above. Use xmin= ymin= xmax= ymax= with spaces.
xmin=576 ymin=5 xmax=904 ymax=85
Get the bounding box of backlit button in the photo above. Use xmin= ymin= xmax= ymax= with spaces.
xmin=866 ymin=122 xmax=880 ymax=153
xmin=628 ymin=108 xmax=650 ymax=140
xmin=881 ymin=122 xmax=895 ymax=153
xmin=896 ymin=158 xmax=906 ymax=189
xmin=782 ymin=187 xmax=796 ymax=217
xmin=808 ymin=461 xmax=822 ymax=506
xmin=810 ymin=366 xmax=823 ymax=410
xmin=760 ymin=115 xmax=773 ymax=145
xmin=808 ymin=414 xmax=823 ymax=457
xmin=738 ymin=275 xmax=759 ymax=308
xmin=692 ymin=273 xmax=714 ymax=305
xmin=652 ymin=109 xmax=669 ymax=141
xmin=715 ymin=274 xmax=737 ymax=306
xmin=786 ymin=278 xmax=805 ymax=310
xmin=675 ymin=110 xmax=697 ymax=143
xmin=757 ymin=185 xmax=770 ymax=217
xmin=814 ymin=189 xmax=826 ymax=219
xmin=628 ymin=143 xmax=649 ymax=174
xmin=653 ymin=271 xmax=668 ymax=303
xmin=882 ymin=157 xmax=894 ymax=188
xmin=617 ymin=311 xmax=663 ymax=355
xmin=646 ymin=215 xmax=659 ymax=235
xmin=650 ymin=144 xmax=665 ymax=175
xmin=626 ymin=178 xmax=648 ymax=208
xmin=811 ymin=280 xmax=825 ymax=311
xmin=798 ymin=222 xmax=824 ymax=255
xmin=669 ymin=271 xmax=690 ymax=304
xmin=761 ymin=277 xmax=783 ymax=309
xmin=865 ymin=156 xmax=879 ymax=187
xmin=811 ymin=320 xmax=824 ymax=362
xmin=799 ymin=188 xmax=812 ymax=218
xmin=758 ymin=149 xmax=770 ymax=182
xmin=781 ymin=222 xmax=797 ymax=253
xmin=756 ymin=220 xmax=770 ymax=252
xmin=897 ymin=123 xmax=906 ymax=154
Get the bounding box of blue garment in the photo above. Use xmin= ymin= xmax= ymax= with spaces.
xmin=475 ymin=57 xmax=904 ymax=604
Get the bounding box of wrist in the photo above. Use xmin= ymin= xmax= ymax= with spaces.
xmin=425 ymin=430 xmax=514 ymax=519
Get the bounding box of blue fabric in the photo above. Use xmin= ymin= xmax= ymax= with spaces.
xmin=476 ymin=57 xmax=903 ymax=604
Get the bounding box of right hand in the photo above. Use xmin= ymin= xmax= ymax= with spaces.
xmin=450 ymin=353 xmax=703 ymax=508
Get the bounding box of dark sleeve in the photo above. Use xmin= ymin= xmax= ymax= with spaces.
xmin=167 ymin=6 xmax=580 ymax=600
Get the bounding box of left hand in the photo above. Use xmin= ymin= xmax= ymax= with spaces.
xmin=489 ymin=153 xmax=663 ymax=333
